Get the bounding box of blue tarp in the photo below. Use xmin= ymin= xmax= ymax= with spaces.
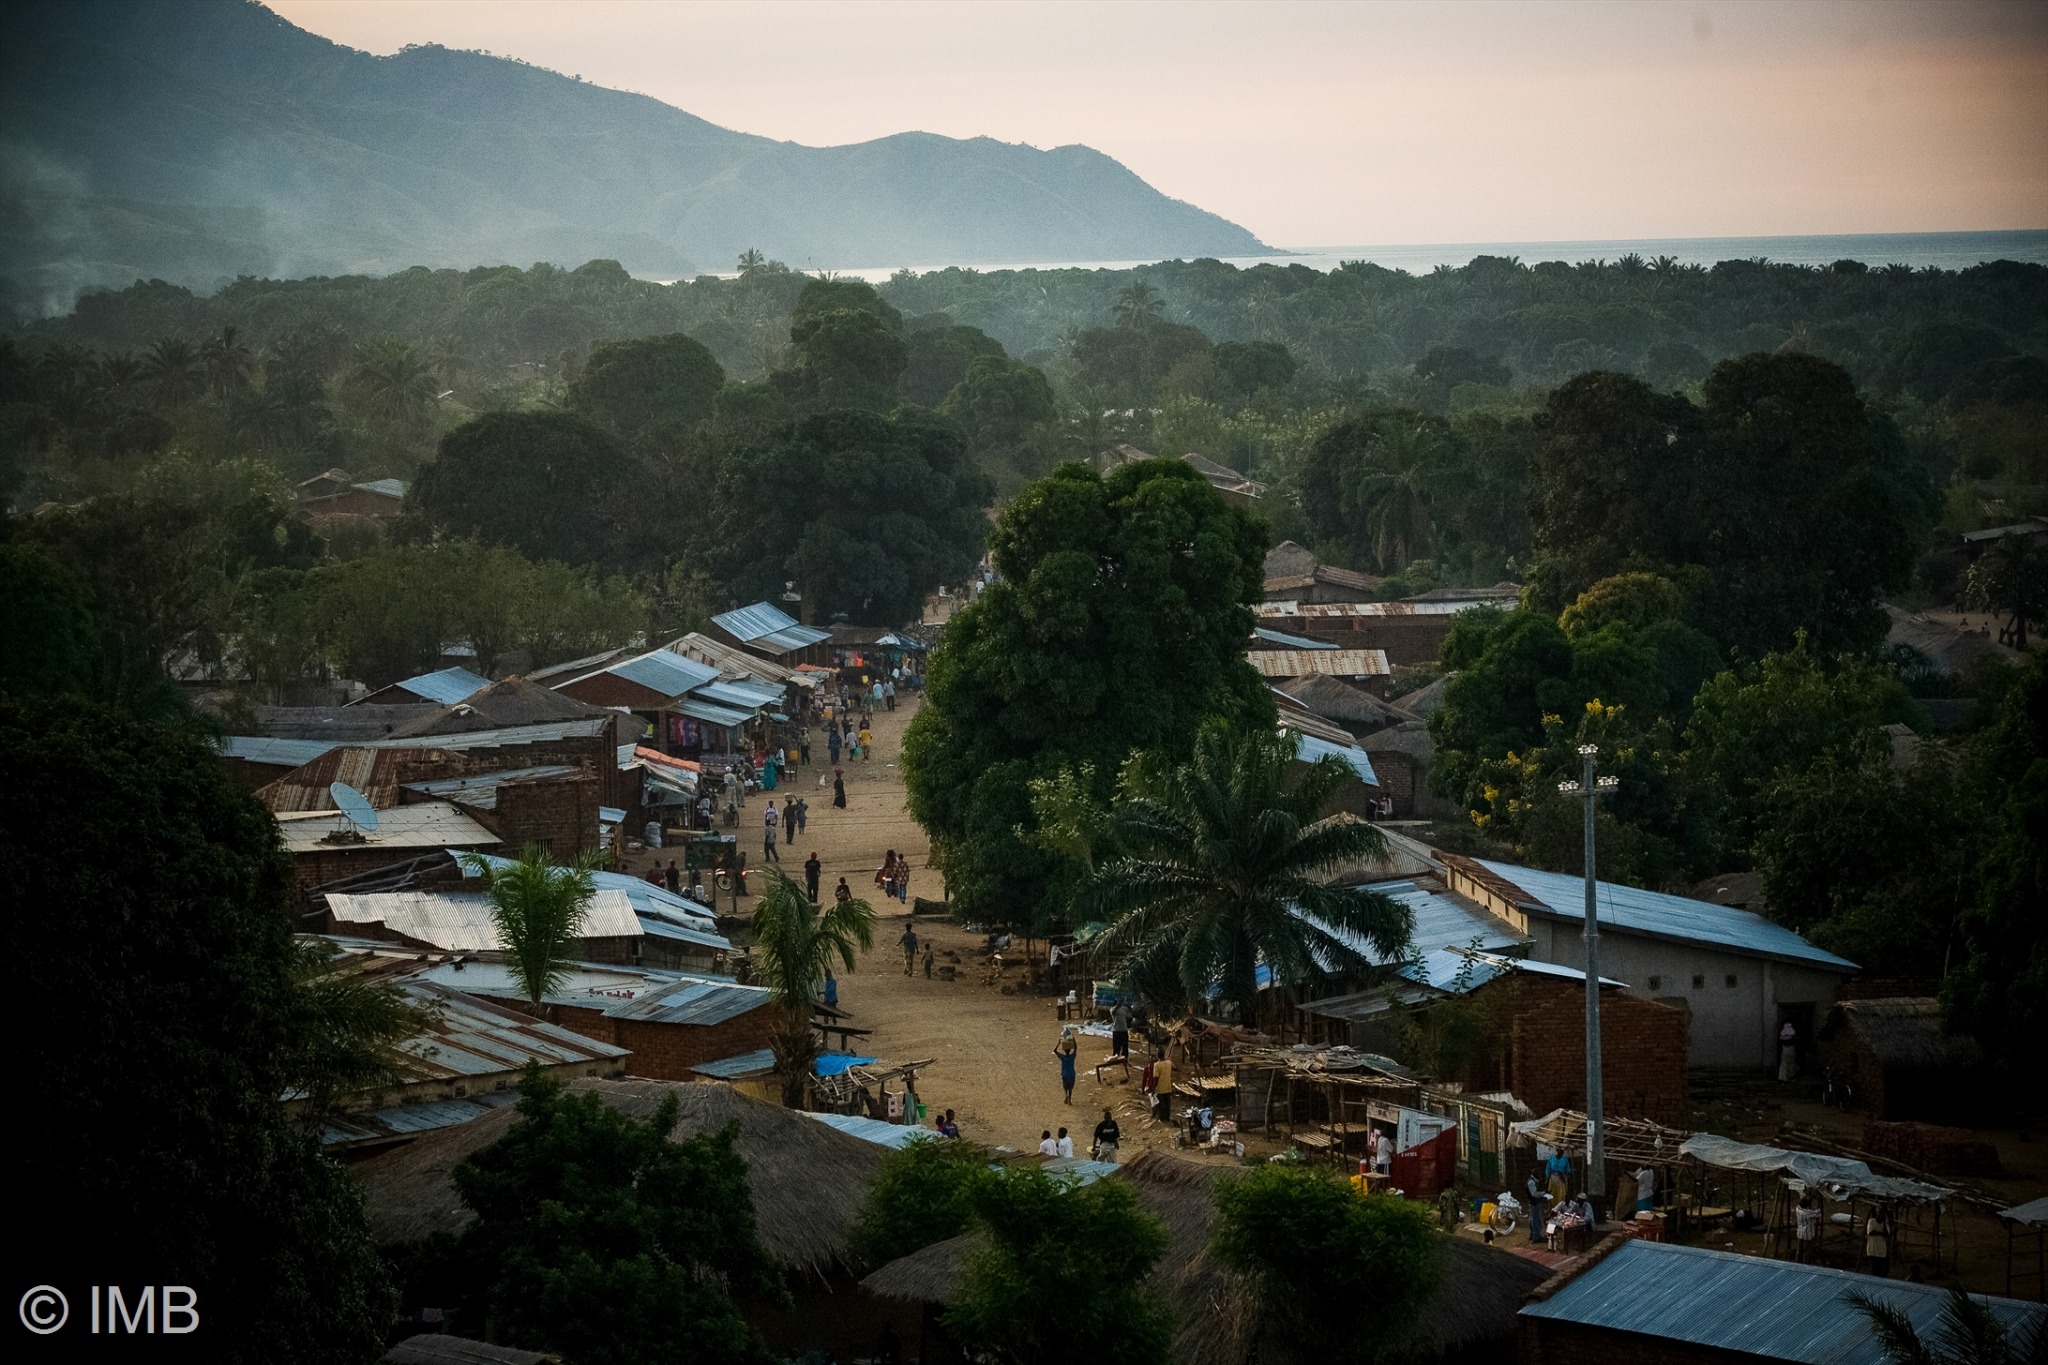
xmin=813 ymin=1053 xmax=879 ymax=1077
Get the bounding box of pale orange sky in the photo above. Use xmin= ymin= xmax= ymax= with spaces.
xmin=270 ymin=0 xmax=2048 ymax=247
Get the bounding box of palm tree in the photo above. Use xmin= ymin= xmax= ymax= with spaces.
xmin=1848 ymin=1286 xmax=2045 ymax=1364
xmin=142 ymin=337 xmax=203 ymax=409
xmin=200 ymin=325 xmax=254 ymax=399
xmin=347 ymin=336 xmax=437 ymax=432
xmin=1077 ymin=726 xmax=1412 ymax=1028
xmin=1113 ymin=280 xmax=1165 ymax=330
xmin=1346 ymin=419 xmax=1441 ymax=570
xmin=95 ymin=351 xmax=145 ymax=406
xmin=459 ymin=846 xmax=602 ymax=1014
xmin=750 ymin=867 xmax=876 ymax=1107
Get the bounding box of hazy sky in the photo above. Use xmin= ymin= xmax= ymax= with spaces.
xmin=271 ymin=0 xmax=2048 ymax=248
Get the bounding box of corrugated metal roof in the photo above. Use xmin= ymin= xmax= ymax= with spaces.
xmin=218 ymin=736 xmax=341 ymax=767
xmin=671 ymin=632 xmax=813 ymax=687
xmin=388 ymin=666 xmax=491 ymax=705
xmin=325 ymin=888 xmax=641 ymax=950
xmin=638 ymin=916 xmax=732 ymax=951
xmin=1254 ymin=627 xmax=1339 ymax=650
xmin=692 ymin=1047 xmax=777 ymax=1079
xmin=603 ymin=977 xmax=769 ymax=1025
xmin=1248 ymin=649 xmax=1391 ymax=678
xmin=694 ymin=679 xmax=784 ymax=710
xmin=1477 ymin=859 xmax=1859 ymax=970
xmin=712 ymin=602 xmax=833 ymax=650
xmin=676 ymin=698 xmax=755 ymax=728
xmin=1255 ymin=600 xmax=1495 ymax=619
xmin=351 ymin=477 xmax=408 ymax=498
xmin=389 ymin=979 xmax=630 ymax=1079
xmin=321 ymin=1089 xmax=519 ymax=1147
xmin=609 ymin=649 xmax=722 ymax=700
xmin=464 ymin=857 xmax=723 ymax=939
xmin=807 ymin=1112 xmax=931 ymax=1149
xmin=2003 ymin=1196 xmax=2048 ymax=1226
xmin=1520 ymin=1239 xmax=2044 ymax=1362
xmin=402 ymin=765 xmax=579 ymax=811
xmin=279 ymin=802 xmax=500 ymax=853
xmin=1290 ymin=731 xmax=1379 ymax=786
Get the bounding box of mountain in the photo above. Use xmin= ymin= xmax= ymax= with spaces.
xmin=0 ymin=0 xmax=1268 ymax=303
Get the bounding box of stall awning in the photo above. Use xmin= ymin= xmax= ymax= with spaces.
xmin=1678 ymin=1133 xmax=1953 ymax=1202
xmin=676 ymin=698 xmax=754 ymax=728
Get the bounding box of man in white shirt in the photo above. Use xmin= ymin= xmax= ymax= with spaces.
xmin=1038 ymin=1130 xmax=1058 ymax=1156
xmin=1374 ymin=1128 xmax=1394 ymax=1175
xmin=1056 ymin=1127 xmax=1075 ymax=1158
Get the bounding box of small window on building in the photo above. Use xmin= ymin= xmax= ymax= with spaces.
xmin=1725 ymin=974 xmax=1739 ymax=988
xmin=1648 ymin=975 xmax=1663 ymax=992
xmin=1691 ymin=974 xmax=1705 ymax=989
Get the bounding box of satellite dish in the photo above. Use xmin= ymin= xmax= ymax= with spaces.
xmin=329 ymin=782 xmax=379 ymax=834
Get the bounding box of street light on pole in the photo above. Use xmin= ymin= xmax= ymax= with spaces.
xmin=1558 ymin=743 xmax=1620 ymax=1219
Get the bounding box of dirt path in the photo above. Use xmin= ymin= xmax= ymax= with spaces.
xmin=736 ymin=695 xmax=1183 ymax=1157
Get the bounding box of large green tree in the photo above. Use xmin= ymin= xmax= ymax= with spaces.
xmin=716 ymin=406 xmax=992 ymax=624
xmin=903 ymin=457 xmax=1274 ymax=932
xmin=1212 ymin=1164 xmax=1440 ymax=1365
xmin=5 ymin=696 xmax=390 ymax=1363
xmin=946 ymin=1164 xmax=1172 ymax=1365
xmin=568 ymin=332 xmax=726 ymax=439
xmin=450 ymin=1071 xmax=776 ymax=1365
xmin=1528 ymin=355 xmax=1930 ymax=656
xmin=410 ymin=409 xmax=646 ymax=570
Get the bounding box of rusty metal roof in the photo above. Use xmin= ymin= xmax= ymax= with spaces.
xmin=279 ymin=803 xmax=500 ymax=853
xmin=390 ymin=979 xmax=629 ymax=1080
xmin=1247 ymin=649 xmax=1391 ymax=678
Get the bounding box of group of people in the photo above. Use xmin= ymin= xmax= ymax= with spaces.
xmin=897 ymin=920 xmax=935 ymax=978
xmin=1795 ymin=1191 xmax=1898 ymax=1277
xmin=1036 ymin=1108 xmax=1122 ymax=1163
xmin=760 ymin=796 xmax=809 ymax=862
xmin=875 ymin=849 xmax=912 ymax=902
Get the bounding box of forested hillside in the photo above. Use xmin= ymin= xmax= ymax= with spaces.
xmin=1 ymin=0 xmax=1265 ymax=302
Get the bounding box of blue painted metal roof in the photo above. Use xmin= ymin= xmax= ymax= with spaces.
xmin=637 ymin=916 xmax=734 ymax=951
xmin=676 ymin=698 xmax=755 ymax=728
xmin=610 ymin=649 xmax=721 ymax=700
xmin=1520 ymin=1239 xmax=2044 ymax=1363
xmin=692 ymin=1047 xmax=777 ymax=1079
xmin=603 ymin=977 xmax=767 ymax=1025
xmin=395 ymin=666 xmax=491 ymax=704
xmin=1477 ymin=859 xmax=1859 ymax=970
xmin=695 ymin=680 xmax=783 ymax=710
xmin=461 ymin=856 xmax=727 ymax=948
xmin=713 ymin=602 xmax=832 ymax=651
xmin=1255 ymin=627 xmax=1339 ymax=649
xmin=807 ymin=1112 xmax=932 ymax=1148
xmin=217 ymin=736 xmax=339 ymax=767
xmin=1293 ymin=732 xmax=1379 ymax=786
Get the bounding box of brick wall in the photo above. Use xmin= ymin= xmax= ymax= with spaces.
xmin=492 ymin=772 xmax=599 ymax=858
xmin=1459 ymin=974 xmax=1688 ymax=1125
xmin=547 ymin=1001 xmax=775 ymax=1081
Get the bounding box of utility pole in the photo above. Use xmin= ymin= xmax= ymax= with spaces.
xmin=1558 ymin=744 xmax=1619 ymax=1219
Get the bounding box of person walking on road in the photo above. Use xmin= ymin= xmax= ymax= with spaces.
xmin=1110 ymin=1001 xmax=1132 ymax=1060
xmin=799 ymin=730 xmax=811 ymax=766
xmin=922 ymin=943 xmax=935 ymax=978
xmin=827 ymin=726 xmax=842 ymax=765
xmin=899 ymin=923 xmax=919 ymax=976
xmin=790 ymin=796 xmax=807 ymax=836
xmin=1054 ymin=1027 xmax=1078 ymax=1104
xmin=1093 ymin=1108 xmax=1121 ymax=1163
xmin=833 ymin=769 xmax=847 ymax=809
xmin=761 ymin=801 xmax=782 ymax=862
xmin=803 ymin=851 xmax=822 ymax=903
xmin=858 ymin=723 xmax=874 ymax=761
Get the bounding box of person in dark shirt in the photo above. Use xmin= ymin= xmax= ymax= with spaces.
xmin=664 ymin=860 xmax=681 ymax=894
xmin=1092 ymin=1108 xmax=1121 ymax=1163
xmin=803 ymin=851 xmax=822 ymax=904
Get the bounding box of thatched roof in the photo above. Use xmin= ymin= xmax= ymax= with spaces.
xmin=351 ymin=1078 xmax=883 ymax=1275
xmin=1821 ymin=997 xmax=1986 ymax=1072
xmin=1389 ymin=673 xmax=1452 ymax=720
xmin=861 ymin=1150 xmax=1548 ymax=1365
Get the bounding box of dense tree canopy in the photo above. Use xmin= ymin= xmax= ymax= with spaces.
xmin=567 ymin=332 xmax=726 ymax=439
xmin=904 ymin=457 xmax=1273 ymax=931
xmin=715 ymin=407 xmax=991 ymax=624
xmin=449 ymin=1073 xmax=776 ymax=1365
xmin=410 ymin=409 xmax=646 ymax=570
xmin=6 ymin=696 xmax=390 ymax=1363
xmin=1529 ymin=353 xmax=1932 ymax=656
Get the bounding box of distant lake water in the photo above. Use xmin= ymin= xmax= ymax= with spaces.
xmin=721 ymin=229 xmax=2047 ymax=283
